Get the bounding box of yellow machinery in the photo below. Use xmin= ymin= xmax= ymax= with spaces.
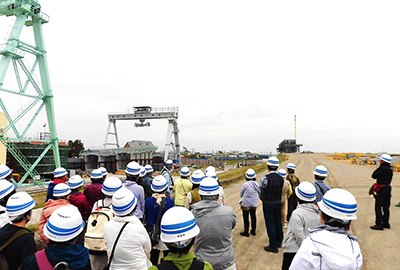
xmin=394 ymin=163 xmax=400 ymax=172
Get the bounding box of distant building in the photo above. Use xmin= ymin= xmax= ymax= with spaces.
xmin=277 ymin=139 xmax=302 ymax=153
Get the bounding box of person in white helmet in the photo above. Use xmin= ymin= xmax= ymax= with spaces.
xmin=0 ymin=180 xmax=16 ymax=227
xmin=148 ymin=206 xmax=213 ymax=270
xmin=290 ymin=188 xmax=363 ymax=270
xmin=185 ymin=170 xmax=205 ymax=209
xmin=192 ymin=177 xmax=236 ymax=270
xmin=205 ymin=170 xmax=225 ymax=206
xmin=84 ymin=169 xmax=104 ymax=208
xmin=137 ymin=166 xmax=153 ymax=199
xmin=21 ymin=205 xmax=91 ymax=270
xmin=239 ymin=168 xmax=260 ymax=237
xmin=46 ymin=167 xmax=68 ymax=202
xmin=370 ymin=154 xmax=393 ymax=230
xmin=0 ymin=192 xmax=37 ymax=270
xmin=123 ymin=162 xmax=145 ymax=220
xmin=278 ymin=169 xmax=292 ymax=229
xmin=260 ymin=156 xmax=284 ymax=253
xmin=104 ymin=188 xmax=152 ymax=269
xmin=286 ymin=163 xmax=300 ymax=221
xmin=281 ymin=182 xmax=321 ymax=270
xmin=145 ymin=175 xmax=174 ymax=265
xmin=99 ymin=166 xmax=108 ymax=182
xmin=161 ymin=160 xmax=175 ymax=199
xmin=68 ymin=175 xmax=92 ymax=220
xmin=143 ymin=164 xmax=154 ymax=186
xmin=39 ymin=183 xmax=72 ymax=243
xmin=173 ymin=166 xmax=193 ymax=206
xmin=312 ymin=165 xmax=330 ymax=202
xmin=0 ymin=164 xmax=13 ymax=181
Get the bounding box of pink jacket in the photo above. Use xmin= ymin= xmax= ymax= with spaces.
xmin=39 ymin=199 xmax=71 ymax=243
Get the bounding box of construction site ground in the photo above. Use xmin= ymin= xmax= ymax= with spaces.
xmin=225 ymin=153 xmax=400 ymax=270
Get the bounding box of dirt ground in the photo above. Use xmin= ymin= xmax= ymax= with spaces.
xmin=225 ymin=153 xmax=400 ymax=270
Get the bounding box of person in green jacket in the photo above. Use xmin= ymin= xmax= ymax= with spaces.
xmin=148 ymin=206 xmax=213 ymax=270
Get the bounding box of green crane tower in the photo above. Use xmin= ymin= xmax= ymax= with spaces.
xmin=0 ymin=0 xmax=60 ymax=187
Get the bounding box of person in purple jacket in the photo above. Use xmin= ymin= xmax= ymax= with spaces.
xmin=239 ymin=168 xmax=260 ymax=237
xmin=123 ymin=161 xmax=145 ymax=221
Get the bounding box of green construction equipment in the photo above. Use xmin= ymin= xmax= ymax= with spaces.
xmin=0 ymin=0 xmax=60 ymax=187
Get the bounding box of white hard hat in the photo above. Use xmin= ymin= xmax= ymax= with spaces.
xmin=205 ymin=170 xmax=218 ymax=180
xmin=245 ymin=169 xmax=256 ymax=179
xmin=139 ymin=166 xmax=146 ymax=177
xmin=6 ymin=191 xmax=37 ymax=218
xmin=54 ymin=167 xmax=68 ymax=178
xmin=165 ymin=160 xmax=173 ymax=166
xmin=43 ymin=205 xmax=85 ymax=242
xmin=91 ymin=169 xmax=103 ymax=179
xmin=380 ymin=154 xmax=392 ymax=164
xmin=68 ymin=175 xmax=84 ymax=189
xmin=267 ymin=157 xmax=279 ymax=167
xmin=53 ymin=183 xmax=71 ymax=197
xmin=102 ymin=177 xmax=122 ymax=196
xmin=278 ymin=168 xmax=287 ymax=178
xmin=98 ymin=167 xmax=108 ymax=177
xmin=112 ymin=188 xmax=137 ymax=216
xmin=199 ymin=177 xmax=220 ymax=196
xmin=145 ymin=164 xmax=154 ymax=173
xmin=151 ymin=175 xmax=168 ymax=193
xmin=314 ymin=165 xmax=328 ymax=177
xmin=295 ymin=182 xmax=316 ymax=202
xmin=125 ymin=161 xmax=141 ymax=176
xmin=0 ymin=180 xmax=15 ymax=200
xmin=318 ymin=188 xmax=357 ymax=221
xmin=0 ymin=164 xmax=12 ymax=180
xmin=205 ymin=166 xmax=216 ymax=174
xmin=180 ymin=166 xmax=190 ymax=177
xmin=160 ymin=206 xmax=200 ymax=247
xmin=286 ymin=163 xmax=296 ymax=170
xmin=191 ymin=170 xmax=205 ymax=184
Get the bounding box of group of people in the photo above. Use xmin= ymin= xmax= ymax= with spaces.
xmin=0 ymin=152 xmax=394 ymax=270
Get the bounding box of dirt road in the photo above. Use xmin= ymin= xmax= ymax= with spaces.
xmin=225 ymin=153 xmax=400 ymax=270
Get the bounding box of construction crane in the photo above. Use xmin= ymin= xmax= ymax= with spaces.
xmin=104 ymin=106 xmax=181 ymax=165
xmin=0 ymin=0 xmax=60 ymax=187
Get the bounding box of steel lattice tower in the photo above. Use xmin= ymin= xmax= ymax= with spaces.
xmin=0 ymin=0 xmax=60 ymax=186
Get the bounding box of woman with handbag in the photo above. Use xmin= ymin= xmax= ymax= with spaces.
xmin=104 ymin=187 xmax=152 ymax=270
xmin=145 ymin=175 xmax=174 ymax=265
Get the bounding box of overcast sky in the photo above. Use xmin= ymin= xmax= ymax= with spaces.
xmin=1 ymin=1 xmax=399 ymax=154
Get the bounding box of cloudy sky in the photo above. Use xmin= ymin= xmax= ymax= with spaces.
xmin=1 ymin=1 xmax=399 ymax=154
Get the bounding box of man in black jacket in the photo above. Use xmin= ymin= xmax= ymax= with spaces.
xmin=260 ymin=157 xmax=284 ymax=253
xmin=370 ymin=154 xmax=393 ymax=230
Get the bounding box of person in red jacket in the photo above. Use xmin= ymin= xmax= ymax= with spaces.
xmin=83 ymin=169 xmax=103 ymax=208
xmin=68 ymin=175 xmax=92 ymax=220
xmin=46 ymin=167 xmax=68 ymax=202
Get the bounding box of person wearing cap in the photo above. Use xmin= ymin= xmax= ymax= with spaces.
xmin=45 ymin=167 xmax=68 ymax=202
xmin=281 ymin=182 xmax=320 ymax=270
xmin=39 ymin=183 xmax=72 ymax=243
xmin=161 ymin=159 xmax=174 ymax=198
xmin=279 ymin=169 xmax=292 ymax=229
xmin=239 ymin=168 xmax=260 ymax=237
xmin=0 ymin=180 xmax=16 ymax=227
xmin=290 ymin=188 xmax=362 ymax=270
xmin=286 ymin=163 xmax=300 ymax=222
xmin=145 ymin=175 xmax=174 ymax=265
xmin=312 ymin=165 xmax=330 ymax=202
xmin=185 ymin=170 xmax=205 ymax=209
xmin=123 ymin=161 xmax=145 ymax=220
xmin=104 ymin=188 xmax=152 ymax=269
xmin=99 ymin=166 xmax=108 ymax=182
xmin=84 ymin=168 xmax=104 ymax=208
xmin=0 ymin=192 xmax=37 ymax=270
xmin=149 ymin=207 xmax=213 ymax=270
xmin=260 ymin=156 xmax=284 ymax=253
xmin=370 ymin=154 xmax=393 ymax=230
xmin=137 ymin=166 xmax=153 ymax=199
xmin=0 ymin=164 xmax=13 ymax=182
xmin=143 ymin=164 xmax=154 ymax=186
xmin=173 ymin=166 xmax=193 ymax=207
xmin=68 ymin=175 xmax=92 ymax=220
xmin=205 ymin=170 xmax=225 ymax=206
xmin=191 ymin=177 xmax=236 ymax=270
xmin=21 ymin=205 xmax=91 ymax=270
